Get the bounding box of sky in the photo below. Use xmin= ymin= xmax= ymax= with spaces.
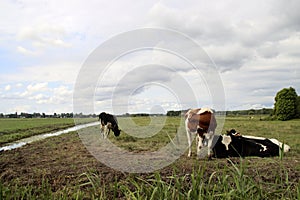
xmin=1 ymin=0 xmax=300 ymax=115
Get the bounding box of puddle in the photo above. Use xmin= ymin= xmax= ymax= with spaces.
xmin=0 ymin=121 xmax=99 ymax=152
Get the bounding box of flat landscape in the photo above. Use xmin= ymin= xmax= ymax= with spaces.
xmin=0 ymin=116 xmax=299 ymax=199
xmin=0 ymin=118 xmax=96 ymax=145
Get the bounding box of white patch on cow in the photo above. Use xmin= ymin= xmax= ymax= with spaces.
xmin=197 ymin=108 xmax=213 ymax=114
xmin=243 ymin=135 xmax=290 ymax=152
xmin=259 ymin=144 xmax=267 ymax=152
xmin=269 ymin=138 xmax=280 ymax=146
xmin=185 ymin=117 xmax=194 ymax=157
xmin=243 ymin=135 xmax=266 ymax=140
xmin=100 ymin=121 xmax=112 ymax=139
xmin=221 ymin=135 xmax=232 ymax=151
xmin=269 ymin=139 xmax=291 ymax=152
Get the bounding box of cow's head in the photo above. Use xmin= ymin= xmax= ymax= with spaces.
xmin=196 ymin=133 xmax=211 ymax=157
xmin=112 ymin=125 xmax=121 ymax=137
xmin=196 ymin=134 xmax=205 ymax=155
xmin=226 ymin=129 xmax=241 ymax=137
xmin=98 ymin=112 xmax=106 ymax=120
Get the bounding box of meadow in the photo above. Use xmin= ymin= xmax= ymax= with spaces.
xmin=0 ymin=116 xmax=299 ymax=199
xmin=0 ymin=118 xmax=96 ymax=145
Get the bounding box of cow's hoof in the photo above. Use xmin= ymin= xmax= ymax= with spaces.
xmin=207 ymin=154 xmax=213 ymax=160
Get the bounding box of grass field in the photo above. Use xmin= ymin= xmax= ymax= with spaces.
xmin=0 ymin=116 xmax=299 ymax=199
xmin=0 ymin=118 xmax=96 ymax=145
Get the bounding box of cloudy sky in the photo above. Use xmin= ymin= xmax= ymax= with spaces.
xmin=1 ymin=0 xmax=299 ymax=115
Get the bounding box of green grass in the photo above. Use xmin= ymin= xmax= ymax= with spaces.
xmin=1 ymin=159 xmax=298 ymax=199
xmin=102 ymin=116 xmax=300 ymax=155
xmin=0 ymin=116 xmax=299 ymax=199
xmin=0 ymin=118 xmax=96 ymax=145
xmin=110 ymin=116 xmax=181 ymax=152
xmin=113 ymin=159 xmax=299 ymax=200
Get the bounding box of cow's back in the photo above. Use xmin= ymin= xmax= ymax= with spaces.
xmin=199 ymin=111 xmax=217 ymax=131
xmin=99 ymin=112 xmax=119 ymax=127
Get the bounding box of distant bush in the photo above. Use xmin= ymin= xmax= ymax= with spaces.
xmin=274 ymin=87 xmax=299 ymax=121
xmin=166 ymin=110 xmax=182 ymax=116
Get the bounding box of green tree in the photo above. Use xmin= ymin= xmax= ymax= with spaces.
xmin=295 ymin=96 xmax=300 ymax=118
xmin=274 ymin=87 xmax=298 ymax=121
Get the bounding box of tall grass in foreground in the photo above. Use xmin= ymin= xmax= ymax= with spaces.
xmin=1 ymin=158 xmax=298 ymax=199
xmin=114 ymin=159 xmax=297 ymax=200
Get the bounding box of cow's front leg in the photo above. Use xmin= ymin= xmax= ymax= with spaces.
xmin=196 ymin=135 xmax=204 ymax=158
xmin=206 ymin=131 xmax=214 ymax=159
xmin=100 ymin=124 xmax=105 ymax=138
xmin=187 ymin=130 xmax=192 ymax=157
xmin=103 ymin=126 xmax=109 ymax=139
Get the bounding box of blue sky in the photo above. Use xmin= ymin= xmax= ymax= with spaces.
xmin=1 ymin=0 xmax=300 ymax=114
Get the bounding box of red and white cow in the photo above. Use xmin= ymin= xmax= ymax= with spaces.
xmin=185 ymin=108 xmax=217 ymax=158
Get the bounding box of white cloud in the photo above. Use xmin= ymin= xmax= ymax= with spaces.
xmin=0 ymin=62 xmax=81 ymax=84
xmin=17 ymin=46 xmax=39 ymax=56
xmin=16 ymin=83 xmax=23 ymax=87
xmin=1 ymin=0 xmax=300 ymax=113
xmin=19 ymin=82 xmax=48 ymax=98
xmin=22 ymin=84 xmax=73 ymax=105
xmin=0 ymin=82 xmax=73 ymax=114
xmin=17 ymin=24 xmax=71 ymax=49
xmin=10 ymin=105 xmax=31 ymax=114
xmin=27 ymin=82 xmax=48 ymax=93
xmin=4 ymin=85 xmax=11 ymax=91
xmin=32 ymin=93 xmax=45 ymax=100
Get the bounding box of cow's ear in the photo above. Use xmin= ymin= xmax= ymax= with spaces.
xmin=184 ymin=112 xmax=189 ymax=119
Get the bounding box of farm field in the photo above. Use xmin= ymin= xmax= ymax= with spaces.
xmin=0 ymin=116 xmax=299 ymax=199
xmin=0 ymin=118 xmax=96 ymax=145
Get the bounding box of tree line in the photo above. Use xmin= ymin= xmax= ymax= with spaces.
xmin=0 ymin=112 xmax=75 ymax=118
xmin=166 ymin=87 xmax=300 ymax=121
xmin=166 ymin=109 xmax=274 ymax=117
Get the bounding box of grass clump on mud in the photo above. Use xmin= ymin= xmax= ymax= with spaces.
xmin=0 ymin=116 xmax=300 ymax=199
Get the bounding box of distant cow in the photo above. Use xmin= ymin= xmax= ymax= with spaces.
xmin=185 ymin=108 xmax=217 ymax=158
xmin=210 ymin=129 xmax=290 ymax=158
xmin=99 ymin=112 xmax=121 ymax=138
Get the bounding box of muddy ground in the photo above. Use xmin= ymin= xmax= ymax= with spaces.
xmin=0 ymin=131 xmax=299 ymax=198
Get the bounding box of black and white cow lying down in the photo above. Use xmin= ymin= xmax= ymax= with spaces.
xmin=99 ymin=112 xmax=121 ymax=138
xmin=198 ymin=129 xmax=290 ymax=158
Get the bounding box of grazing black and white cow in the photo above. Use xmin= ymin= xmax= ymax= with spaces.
xmin=185 ymin=108 xmax=217 ymax=158
xmin=209 ymin=129 xmax=290 ymax=158
xmin=99 ymin=112 xmax=121 ymax=138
